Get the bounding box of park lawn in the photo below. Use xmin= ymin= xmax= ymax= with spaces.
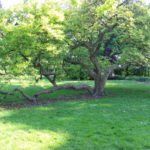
xmin=0 ymin=80 xmax=150 ymax=150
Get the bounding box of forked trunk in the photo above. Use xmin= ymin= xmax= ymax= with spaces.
xmin=44 ymin=75 xmax=57 ymax=87
xmin=93 ymin=76 xmax=107 ymax=96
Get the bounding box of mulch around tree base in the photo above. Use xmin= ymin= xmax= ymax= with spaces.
xmin=0 ymin=95 xmax=116 ymax=109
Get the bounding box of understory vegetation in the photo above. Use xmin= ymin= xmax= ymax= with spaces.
xmin=0 ymin=80 xmax=150 ymax=150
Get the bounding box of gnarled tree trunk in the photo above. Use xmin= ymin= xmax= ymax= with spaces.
xmin=93 ymin=76 xmax=107 ymax=96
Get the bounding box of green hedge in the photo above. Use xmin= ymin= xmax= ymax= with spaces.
xmin=126 ymin=76 xmax=150 ymax=82
xmin=109 ymin=76 xmax=150 ymax=82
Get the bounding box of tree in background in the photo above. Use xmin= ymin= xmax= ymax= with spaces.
xmin=0 ymin=0 xmax=64 ymax=86
xmin=108 ymin=1 xmax=150 ymax=77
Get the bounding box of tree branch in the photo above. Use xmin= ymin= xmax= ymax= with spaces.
xmin=70 ymin=40 xmax=90 ymax=50
xmin=64 ymin=58 xmax=96 ymax=77
xmin=104 ymin=64 xmax=128 ymax=77
xmin=33 ymin=52 xmax=57 ymax=86
xmin=89 ymin=55 xmax=101 ymax=75
xmin=94 ymin=23 xmax=118 ymax=54
xmin=0 ymin=88 xmax=36 ymax=102
xmin=34 ymin=84 xmax=94 ymax=98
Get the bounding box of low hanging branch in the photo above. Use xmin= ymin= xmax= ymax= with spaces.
xmin=0 ymin=84 xmax=94 ymax=104
xmin=34 ymin=84 xmax=94 ymax=99
xmin=0 ymin=88 xmax=36 ymax=102
xmin=33 ymin=53 xmax=58 ymax=87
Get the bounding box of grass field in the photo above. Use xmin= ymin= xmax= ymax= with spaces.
xmin=0 ymin=80 xmax=150 ymax=150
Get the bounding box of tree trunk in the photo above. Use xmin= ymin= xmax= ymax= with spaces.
xmin=44 ymin=75 xmax=57 ymax=87
xmin=93 ymin=76 xmax=107 ymax=96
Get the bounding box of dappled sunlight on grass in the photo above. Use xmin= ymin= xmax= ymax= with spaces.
xmin=0 ymin=128 xmax=68 ymax=150
xmin=0 ymin=109 xmax=69 ymax=150
xmin=58 ymin=80 xmax=94 ymax=86
xmin=36 ymin=106 xmax=55 ymax=111
xmin=99 ymin=103 xmax=112 ymax=107
xmin=106 ymin=80 xmax=144 ymax=87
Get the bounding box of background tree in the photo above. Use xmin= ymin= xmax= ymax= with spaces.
xmin=113 ymin=2 xmax=150 ymax=77
xmin=0 ymin=0 xmax=65 ymax=86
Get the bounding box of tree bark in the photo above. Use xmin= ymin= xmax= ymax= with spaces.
xmin=93 ymin=76 xmax=107 ymax=96
xmin=34 ymin=84 xmax=93 ymax=98
xmin=44 ymin=74 xmax=57 ymax=87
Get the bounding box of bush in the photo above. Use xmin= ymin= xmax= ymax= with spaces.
xmin=126 ymin=76 xmax=150 ymax=82
xmin=109 ymin=75 xmax=150 ymax=82
xmin=108 ymin=75 xmax=126 ymax=80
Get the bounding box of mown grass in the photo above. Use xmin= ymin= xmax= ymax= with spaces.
xmin=0 ymin=80 xmax=150 ymax=150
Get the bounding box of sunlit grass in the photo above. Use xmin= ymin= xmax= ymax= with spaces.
xmin=0 ymin=80 xmax=150 ymax=149
xmin=0 ymin=116 xmax=68 ymax=150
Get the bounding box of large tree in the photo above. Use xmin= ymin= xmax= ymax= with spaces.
xmin=63 ymin=0 xmax=150 ymax=96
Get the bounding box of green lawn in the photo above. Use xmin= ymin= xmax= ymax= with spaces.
xmin=0 ymin=80 xmax=150 ymax=150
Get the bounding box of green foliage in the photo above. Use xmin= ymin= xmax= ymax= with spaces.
xmin=0 ymin=0 xmax=65 ymax=78
xmin=64 ymin=0 xmax=150 ymax=71
xmin=126 ymin=76 xmax=150 ymax=82
xmin=96 ymin=0 xmax=119 ymax=15
xmin=63 ymin=63 xmax=90 ymax=80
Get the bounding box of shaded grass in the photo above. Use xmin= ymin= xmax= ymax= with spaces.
xmin=0 ymin=80 xmax=150 ymax=150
